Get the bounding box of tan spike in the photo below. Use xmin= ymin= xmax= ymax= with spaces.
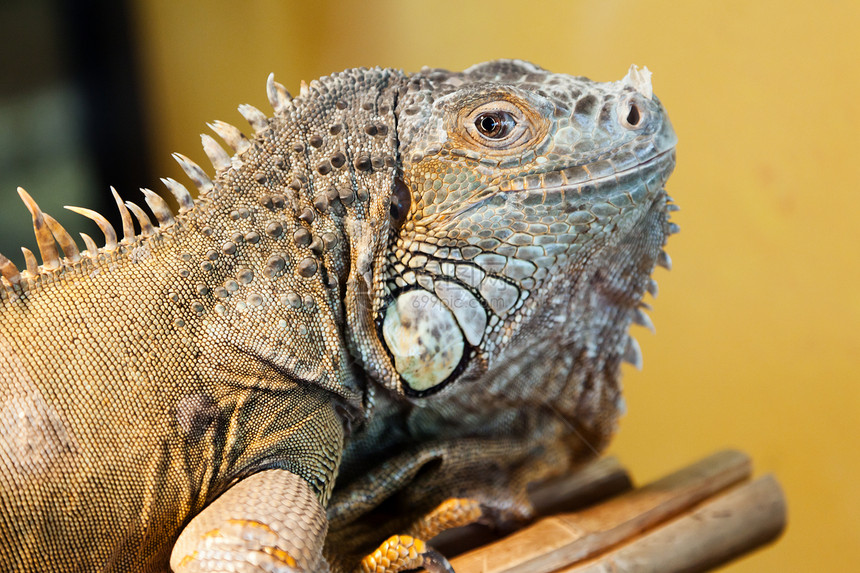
xmin=111 ymin=187 xmax=135 ymax=243
xmin=65 ymin=206 xmax=118 ymax=250
xmin=172 ymin=153 xmax=214 ymax=194
xmin=21 ymin=247 xmax=38 ymax=276
xmin=632 ymin=307 xmax=656 ymax=334
xmin=17 ymin=187 xmax=60 ymax=270
xmin=200 ymin=134 xmax=232 ymax=172
xmin=266 ymin=73 xmax=292 ymax=114
xmin=125 ymin=201 xmax=154 ymax=236
xmin=141 ymin=189 xmax=175 ymax=227
xmin=646 ymin=278 xmax=659 ymax=298
xmin=79 ymin=233 xmax=99 ymax=256
xmin=657 ymin=250 xmax=673 ymax=270
xmin=208 ymin=121 xmax=251 ymax=153
xmin=623 ymin=335 xmax=643 ymax=370
xmin=43 ymin=214 xmax=81 ymax=263
xmin=299 ymin=80 xmax=310 ymax=97
xmin=161 ymin=178 xmax=194 ymax=212
xmin=238 ymin=103 xmax=269 ymax=133
xmin=0 ymin=252 xmax=22 ymax=286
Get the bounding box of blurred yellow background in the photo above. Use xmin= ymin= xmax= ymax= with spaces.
xmin=133 ymin=1 xmax=860 ymax=570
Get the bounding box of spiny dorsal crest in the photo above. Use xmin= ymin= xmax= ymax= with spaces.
xmin=0 ymin=75 xmax=293 ymax=297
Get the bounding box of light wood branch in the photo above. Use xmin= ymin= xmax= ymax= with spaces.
xmin=445 ymin=450 xmax=785 ymax=573
xmin=560 ymin=475 xmax=786 ymax=572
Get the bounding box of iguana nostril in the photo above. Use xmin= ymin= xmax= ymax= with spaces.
xmin=626 ymin=104 xmax=641 ymax=127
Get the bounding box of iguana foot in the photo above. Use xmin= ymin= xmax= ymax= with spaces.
xmin=356 ymin=535 xmax=453 ymax=573
xmin=355 ymin=499 xmax=480 ymax=573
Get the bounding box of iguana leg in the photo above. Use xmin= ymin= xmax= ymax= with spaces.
xmin=408 ymin=497 xmax=483 ymax=540
xmin=354 ymin=498 xmax=481 ymax=573
xmin=170 ymin=469 xmax=329 ymax=573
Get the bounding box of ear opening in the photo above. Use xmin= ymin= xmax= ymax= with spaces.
xmin=389 ymin=176 xmax=412 ymax=235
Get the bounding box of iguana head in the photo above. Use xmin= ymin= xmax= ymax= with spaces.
xmin=350 ymin=60 xmax=677 ymax=440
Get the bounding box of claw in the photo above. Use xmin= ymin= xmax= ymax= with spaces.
xmin=421 ymin=549 xmax=455 ymax=573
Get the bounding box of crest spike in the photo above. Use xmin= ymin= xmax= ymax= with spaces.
xmin=141 ymin=189 xmax=175 ymax=227
xmin=79 ymin=233 xmax=99 ymax=257
xmin=43 ymin=214 xmax=81 ymax=263
xmin=21 ymin=247 xmax=38 ymax=276
xmin=209 ymin=120 xmax=251 ymax=153
xmin=646 ymin=278 xmax=659 ymax=298
xmin=65 ymin=206 xmax=118 ymax=250
xmin=0 ymin=252 xmax=22 ymax=286
xmin=125 ymin=202 xmax=155 ymax=236
xmin=110 ymin=187 xmax=136 ymax=244
xmin=17 ymin=187 xmax=61 ymax=270
xmin=172 ymin=153 xmax=214 ymax=194
xmin=623 ymin=335 xmax=643 ymax=370
xmin=200 ymin=133 xmax=232 ymax=172
xmin=161 ymin=178 xmax=194 ymax=212
xmin=632 ymin=308 xmax=656 ymax=334
xmin=238 ymin=103 xmax=269 ymax=133
xmin=266 ymin=73 xmax=292 ymax=114
xmin=657 ymin=250 xmax=672 ymax=270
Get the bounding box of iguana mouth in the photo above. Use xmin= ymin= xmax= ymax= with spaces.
xmin=446 ymin=148 xmax=675 ymax=222
xmin=500 ymin=147 xmax=677 ymax=197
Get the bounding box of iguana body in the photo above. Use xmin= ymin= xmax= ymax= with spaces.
xmin=0 ymin=60 xmax=677 ymax=572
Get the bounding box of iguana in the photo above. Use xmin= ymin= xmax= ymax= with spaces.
xmin=0 ymin=60 xmax=677 ymax=572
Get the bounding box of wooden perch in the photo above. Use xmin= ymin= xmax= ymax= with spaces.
xmin=528 ymin=456 xmax=633 ymax=516
xmin=432 ymin=456 xmax=634 ymax=558
xmin=560 ymin=475 xmax=785 ymax=572
xmin=443 ymin=450 xmax=786 ymax=573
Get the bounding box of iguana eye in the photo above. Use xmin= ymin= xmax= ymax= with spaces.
xmin=475 ymin=112 xmax=515 ymax=139
xmin=459 ymin=98 xmax=544 ymax=152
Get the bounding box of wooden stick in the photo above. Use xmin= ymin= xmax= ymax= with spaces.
xmin=449 ymin=450 xmax=752 ymax=573
xmin=529 ymin=456 xmax=633 ymax=516
xmin=559 ymin=475 xmax=786 ymax=572
xmin=432 ymin=456 xmax=633 ymax=558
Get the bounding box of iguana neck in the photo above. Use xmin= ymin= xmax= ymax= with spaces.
xmin=148 ymin=67 xmax=405 ymax=402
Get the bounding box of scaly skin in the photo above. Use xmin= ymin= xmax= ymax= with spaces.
xmin=0 ymin=60 xmax=676 ymax=572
